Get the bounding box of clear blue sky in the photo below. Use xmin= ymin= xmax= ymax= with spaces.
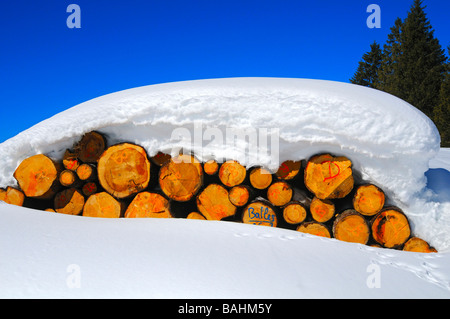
xmin=0 ymin=0 xmax=449 ymax=143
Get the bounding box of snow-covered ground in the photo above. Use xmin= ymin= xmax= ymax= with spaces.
xmin=1 ymin=78 xmax=449 ymax=298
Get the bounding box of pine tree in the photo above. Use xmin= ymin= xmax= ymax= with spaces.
xmin=434 ymin=46 xmax=450 ymax=147
xmin=378 ymin=0 xmax=447 ymax=119
xmin=376 ymin=18 xmax=403 ymax=94
xmin=350 ymin=42 xmax=383 ymax=88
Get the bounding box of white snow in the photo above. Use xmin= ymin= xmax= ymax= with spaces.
xmin=0 ymin=77 xmax=449 ymax=298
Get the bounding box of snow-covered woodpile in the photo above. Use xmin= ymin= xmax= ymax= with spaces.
xmin=1 ymin=131 xmax=437 ymax=253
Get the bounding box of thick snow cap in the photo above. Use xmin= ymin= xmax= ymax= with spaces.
xmin=0 ymin=78 xmax=439 ymax=205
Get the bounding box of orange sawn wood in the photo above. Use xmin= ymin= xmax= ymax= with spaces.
xmin=267 ymin=181 xmax=292 ymax=206
xmin=159 ymin=154 xmax=203 ymax=202
xmin=249 ymin=167 xmax=273 ymax=190
xmin=333 ymin=209 xmax=370 ymax=245
xmin=304 ymin=153 xmax=354 ymax=200
xmin=83 ymin=192 xmax=123 ymax=218
xmin=196 ymin=183 xmax=236 ymax=220
xmin=297 ymin=222 xmax=331 ymax=238
xmin=282 ymin=201 xmax=307 ymax=225
xmin=74 ymin=131 xmax=106 ymax=163
xmin=218 ymin=160 xmax=246 ymax=187
xmin=125 ymin=192 xmax=172 ymax=218
xmin=0 ymin=187 xmax=25 ymax=206
xmin=403 ymin=237 xmax=437 ymax=253
xmin=353 ymin=184 xmax=385 ymax=216
xmin=97 ymin=143 xmax=151 ymax=199
xmin=242 ymin=200 xmax=277 ymax=227
xmin=275 ymin=160 xmax=302 ymax=180
xmin=310 ymin=197 xmax=335 ymax=223
xmin=371 ymin=207 xmax=411 ymax=248
xmin=54 ymin=188 xmax=85 ymax=215
xmin=13 ymin=154 xmax=61 ymax=199
xmin=228 ymin=185 xmax=250 ymax=207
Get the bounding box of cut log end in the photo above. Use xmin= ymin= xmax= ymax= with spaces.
xmin=13 ymin=154 xmax=60 ymax=199
xmin=83 ymin=192 xmax=122 ymax=218
xmin=403 ymin=237 xmax=437 ymax=253
xmin=282 ymin=202 xmax=307 ymax=225
xmin=310 ymin=197 xmax=335 ymax=223
xmin=159 ymin=154 xmax=203 ymax=202
xmin=150 ymin=151 xmax=171 ymax=166
xmin=333 ymin=210 xmax=370 ymax=245
xmin=54 ymin=188 xmax=85 ymax=215
xmin=187 ymin=212 xmax=206 ymax=220
xmin=276 ymin=160 xmax=302 ymax=180
xmin=204 ymin=160 xmax=219 ymax=175
xmin=59 ymin=170 xmax=79 ymax=187
xmin=242 ymin=200 xmax=277 ymax=227
xmin=63 ymin=149 xmax=80 ymax=171
xmin=196 ymin=183 xmax=236 ymax=220
xmin=76 ymin=164 xmax=96 ymax=181
xmin=304 ymin=153 xmax=354 ymax=200
xmin=353 ymin=184 xmax=385 ymax=216
xmin=297 ymin=222 xmax=331 ymax=238
xmin=0 ymin=187 xmax=25 ymax=206
xmin=267 ymin=181 xmax=292 ymax=206
xmin=371 ymin=207 xmax=411 ymax=248
xmin=228 ymin=185 xmax=250 ymax=207
xmin=82 ymin=182 xmax=98 ymax=197
xmin=219 ymin=160 xmax=246 ymax=187
xmin=74 ymin=131 xmax=106 ymax=163
xmin=97 ymin=143 xmax=151 ymax=199
xmin=249 ymin=167 xmax=273 ymax=190
xmin=125 ymin=192 xmax=172 ymax=218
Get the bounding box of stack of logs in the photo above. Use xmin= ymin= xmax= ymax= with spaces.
xmin=1 ymin=131 xmax=437 ymax=253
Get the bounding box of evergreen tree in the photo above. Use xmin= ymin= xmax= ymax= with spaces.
xmin=350 ymin=41 xmax=383 ymax=88
xmin=378 ymin=0 xmax=447 ymax=119
xmin=434 ymin=46 xmax=450 ymax=147
xmin=376 ymin=18 xmax=403 ymax=94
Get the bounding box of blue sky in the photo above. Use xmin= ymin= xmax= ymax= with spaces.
xmin=0 ymin=0 xmax=449 ymax=143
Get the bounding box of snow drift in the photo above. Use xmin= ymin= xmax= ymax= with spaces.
xmin=1 ymin=77 xmax=450 ymax=298
xmin=0 ymin=77 xmax=446 ymax=248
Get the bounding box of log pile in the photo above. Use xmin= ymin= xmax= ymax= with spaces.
xmin=0 ymin=131 xmax=437 ymax=253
